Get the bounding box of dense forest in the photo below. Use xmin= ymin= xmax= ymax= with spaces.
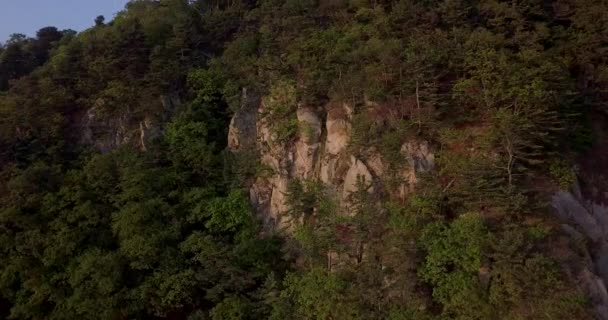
xmin=1 ymin=0 xmax=607 ymax=319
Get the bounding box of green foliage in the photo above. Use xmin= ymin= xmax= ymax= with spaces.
xmin=419 ymin=213 xmax=490 ymax=317
xmin=350 ymin=113 xmax=384 ymax=149
xmin=0 ymin=138 xmax=284 ymax=318
xmin=1 ymin=0 xmax=605 ymax=319
xmin=263 ymin=80 xmax=299 ymax=143
xmin=0 ymin=27 xmax=66 ymax=91
xmin=210 ymin=296 xmax=253 ymax=320
xmin=388 ymin=194 xmax=441 ymax=235
xmin=487 ymin=225 xmax=593 ymax=319
xmin=164 ymin=68 xmax=230 ymax=179
xmin=285 ymin=179 xmax=326 ymax=224
xmin=549 ymin=160 xmax=577 ymax=190
xmin=165 ymin=112 xmax=216 ymax=173
xmin=0 ymin=20 xmax=282 ymax=317
xmin=272 ymin=269 xmax=361 ymax=320
xmin=204 ymin=190 xmax=255 ymax=241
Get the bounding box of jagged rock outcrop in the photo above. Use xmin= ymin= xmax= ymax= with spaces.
xmin=228 ymin=96 xmax=435 ymax=231
xmin=239 ymin=95 xmax=297 ymax=230
xmin=80 ymin=103 xmax=132 ymax=153
xmin=227 ymin=90 xmax=604 ymax=316
xmin=320 ymin=103 xmax=352 ymax=186
xmin=228 ymin=89 xmax=258 ymax=151
xmin=79 ymin=94 xmax=179 ymax=152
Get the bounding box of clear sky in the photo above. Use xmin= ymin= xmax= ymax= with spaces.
xmin=0 ymin=0 xmax=131 ymax=43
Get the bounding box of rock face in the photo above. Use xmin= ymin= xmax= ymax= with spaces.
xmin=342 ymin=157 xmax=374 ymax=203
xmin=320 ymin=103 xmax=352 ymax=187
xmin=325 ymin=103 xmax=352 ymax=155
xmin=228 ymin=89 xmax=258 ymax=151
xmin=580 ymin=269 xmax=608 ymax=319
xmin=228 ymin=97 xmax=434 ymax=231
xmin=79 ymin=95 xmax=179 ymax=152
xmin=80 ymin=104 xmax=132 ymax=153
xmin=551 ymin=188 xmax=608 ymax=319
xmin=400 ymin=141 xmax=435 ymax=197
xmin=552 ymin=191 xmax=607 ymax=243
xmin=294 ymin=108 xmax=322 ymax=179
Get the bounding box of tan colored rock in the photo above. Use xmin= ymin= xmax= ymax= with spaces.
xmin=256 ymin=99 xmax=274 ymax=145
xmin=81 ymin=103 xmax=134 ymax=153
xmin=320 ymin=154 xmax=351 ymax=185
xmin=320 ymin=159 xmax=332 ymax=184
xmin=250 ymin=96 xmax=302 ymax=231
xmin=325 ymin=103 xmax=352 ymax=155
xmin=294 ymin=108 xmax=322 ymax=179
xmin=251 ymin=175 xmax=294 ymax=232
xmin=258 ymin=117 xmax=273 ymax=146
xmin=261 ymin=153 xmax=280 ymax=173
xmin=297 ymin=107 xmax=322 ymax=143
xmin=249 ymin=177 xmax=273 ymax=229
xmin=294 ymin=142 xmax=317 ymax=179
xmin=366 ymin=153 xmax=385 ymax=177
xmin=342 ymin=157 xmax=373 ymax=202
xmin=228 ymin=119 xmax=242 ymax=150
xmin=228 ymin=106 xmax=256 ymax=151
xmin=138 ymin=118 xmax=150 ymax=151
xmin=326 ymin=121 xmax=350 ymax=155
xmin=270 ymin=176 xmax=291 ymax=229
xmin=478 ymin=266 xmax=491 ymax=290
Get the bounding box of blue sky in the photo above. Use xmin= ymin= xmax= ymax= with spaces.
xmin=0 ymin=0 xmax=130 ymax=43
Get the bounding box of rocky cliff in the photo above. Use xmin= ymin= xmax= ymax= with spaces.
xmin=76 ymin=94 xmax=180 ymax=152
xmin=228 ymin=92 xmax=435 ymax=232
xmin=228 ymin=88 xmax=608 ymax=318
xmin=550 ymin=116 xmax=608 ymax=319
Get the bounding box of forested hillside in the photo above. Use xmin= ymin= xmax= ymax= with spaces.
xmin=1 ymin=0 xmax=607 ymax=319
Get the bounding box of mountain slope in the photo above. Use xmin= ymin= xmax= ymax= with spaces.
xmin=1 ymin=0 xmax=607 ymax=319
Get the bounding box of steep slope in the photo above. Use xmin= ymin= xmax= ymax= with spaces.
xmin=1 ymin=0 xmax=608 ymax=319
